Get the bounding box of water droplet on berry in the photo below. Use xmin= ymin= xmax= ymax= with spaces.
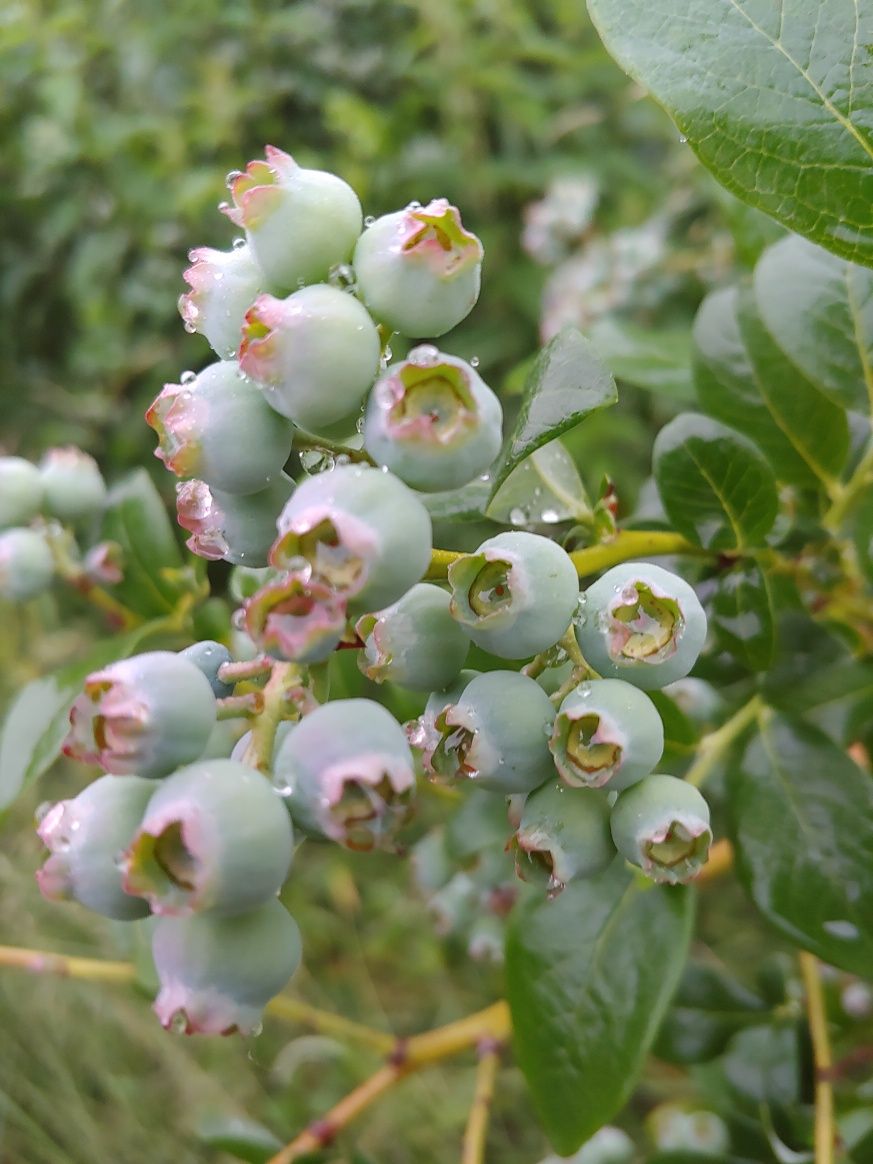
xmin=272 ymin=772 xmax=292 ymax=796
xmin=364 ymin=215 xmax=376 ymax=228
xmin=470 ymin=356 xmax=480 ymax=368
xmin=232 ymin=236 xmax=246 ymax=250
xmin=183 ymin=321 xmax=197 ymax=334
xmin=408 ymin=344 xmax=440 ymax=367
xmin=225 ymin=170 xmax=244 ymax=188
xmin=218 ymin=201 xmax=230 ymax=213
xmin=180 ymin=370 xmax=197 ymax=385
xmin=35 ymin=801 xmax=54 ymax=825
xmin=406 ymin=200 xmax=422 ymax=211
xmin=169 ymin=1009 xmax=189 ymax=1035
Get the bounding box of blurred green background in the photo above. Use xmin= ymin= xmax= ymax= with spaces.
xmin=0 ymin=1 xmax=774 ymax=1160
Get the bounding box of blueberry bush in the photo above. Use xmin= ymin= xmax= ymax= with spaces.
xmin=2 ymin=2 xmax=873 ymax=1162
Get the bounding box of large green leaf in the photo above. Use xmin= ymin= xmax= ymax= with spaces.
xmin=505 ymin=862 xmax=693 ymax=1154
xmin=730 ymin=714 xmax=873 ymax=977
xmin=99 ymin=469 xmax=186 ymax=618
xmin=587 ymin=0 xmax=873 ymax=266
xmin=753 ymin=234 xmax=873 ymax=413
xmin=736 ymin=286 xmax=850 ymax=487
xmin=488 ymin=328 xmax=617 ymax=498
xmin=653 ymin=412 xmax=779 ymax=550
xmin=705 ymin=562 xmax=775 ymax=671
xmin=486 ymin=440 xmax=592 ymax=525
xmin=693 ymin=286 xmax=847 ymax=491
xmin=588 ymin=318 xmax=695 ymax=402
xmin=0 ymin=625 xmax=160 ymax=813
xmin=654 ymin=961 xmax=767 ymax=1065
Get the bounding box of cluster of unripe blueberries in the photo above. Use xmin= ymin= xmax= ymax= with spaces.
xmin=34 ymin=149 xmax=713 ymax=1036
xmin=0 ymin=448 xmax=109 ymax=602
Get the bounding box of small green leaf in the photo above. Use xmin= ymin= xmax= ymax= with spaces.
xmin=654 ymin=961 xmax=767 ymax=1065
xmin=653 ymin=413 xmax=778 ymax=550
xmin=488 ymin=328 xmax=617 ymax=498
xmin=766 ymin=657 xmax=873 ymax=717
xmin=422 ymin=478 xmax=491 ymax=521
xmin=705 ymin=562 xmax=775 ymax=672
xmin=586 ymin=0 xmax=873 ymax=266
xmin=730 ymin=714 xmax=873 ymax=978
xmin=486 ymin=440 xmax=592 ymax=525
xmin=100 ymin=469 xmax=185 ymax=618
xmin=0 ymin=624 xmax=163 ymax=813
xmin=753 ymin=234 xmax=873 ymax=414
xmin=196 ymin=1115 xmax=282 ymax=1163
xmin=505 ymin=861 xmax=693 ymax=1154
xmin=587 ymin=318 xmax=695 ymax=402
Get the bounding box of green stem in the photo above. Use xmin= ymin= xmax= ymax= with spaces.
xmin=243 ymin=661 xmax=301 ymax=774
xmin=799 ymin=951 xmax=836 ymax=1164
xmin=684 ymin=694 xmax=764 ymax=788
xmin=823 ymin=439 xmax=873 ymax=532
xmin=293 ymin=431 xmax=374 ymax=466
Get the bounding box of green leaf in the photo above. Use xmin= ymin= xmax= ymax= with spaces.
xmin=488 ymin=328 xmax=617 ymax=498
xmin=586 ymin=0 xmax=873 ymax=266
xmin=587 ymin=318 xmax=695 ymax=402
xmin=704 ymin=562 xmax=775 ymax=672
xmin=654 ymin=961 xmax=767 ymax=1065
xmin=505 ymin=861 xmax=693 ymax=1154
xmin=766 ymin=657 xmax=873 ymax=716
xmin=0 ymin=625 xmax=160 ymax=813
xmin=653 ymin=412 xmax=778 ymax=550
xmin=753 ymin=234 xmax=873 ymax=414
xmin=486 ymin=440 xmax=592 ymax=525
xmin=730 ymin=714 xmax=873 ymax=978
xmin=196 ymin=1115 xmax=282 ymax=1163
xmin=693 ymin=286 xmax=848 ymax=491
xmin=422 ymin=478 xmax=491 ymax=522
xmin=736 ymin=286 xmax=850 ymax=487
xmin=99 ymin=469 xmax=186 ymax=618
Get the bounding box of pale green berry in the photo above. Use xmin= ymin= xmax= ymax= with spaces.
xmin=353 ymin=198 xmax=483 ymax=337
xmin=0 ymin=456 xmax=43 ymax=528
xmin=356 ymin=583 xmax=469 ymax=691
xmin=179 ymin=242 xmax=263 ymax=357
xmin=550 ymin=679 xmax=664 ymax=792
xmin=363 ymin=348 xmax=502 ymax=491
xmin=176 ymin=474 xmax=294 ymax=566
xmin=123 ymin=758 xmax=293 ymax=915
xmin=448 ymin=531 xmax=579 ymax=659
xmin=610 ymin=774 xmax=712 ymax=884
xmin=152 ymin=898 xmax=301 ymax=1035
xmin=576 ymin=562 xmax=707 ymax=690
xmin=512 ymin=780 xmax=615 ymax=896
xmin=406 ymin=668 xmax=480 ymax=772
xmin=223 ymin=147 xmax=362 ymax=292
xmin=238 ymin=285 xmax=381 ymax=432
xmin=271 ymin=464 xmax=432 ymax=614
xmin=272 ymin=699 xmax=415 ymax=851
xmin=39 ymin=447 xmax=107 ymax=522
xmin=36 ymin=775 xmax=154 ymax=920
xmin=431 ymin=670 xmax=555 ymax=794
xmin=539 ymin=1126 xmax=635 ymax=1164
xmin=244 ymin=569 xmax=348 ymax=664
xmin=646 ymin=1103 xmax=730 ymax=1156
xmin=147 ymin=361 xmax=293 ymax=497
xmin=0 ymin=527 xmax=54 ymax=601
xmin=63 ymin=651 xmax=217 ymax=779
xmin=179 ymin=640 xmax=234 ymax=699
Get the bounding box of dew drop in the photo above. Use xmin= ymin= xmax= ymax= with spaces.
xmin=509 ymin=507 xmax=527 ymax=526
xmin=35 ymin=801 xmax=54 ymax=825
xmin=180 ymin=370 xmax=197 ymax=385
xmin=408 ymin=343 xmax=440 ymax=367
xmin=272 ymin=772 xmax=292 ymax=797
xmin=678 ymin=135 xmax=688 ymax=144
xmin=170 ymin=1009 xmax=189 ymax=1035
xmin=183 ymin=321 xmax=197 ymax=334
xmin=406 ymin=200 xmax=422 ymax=211
xmin=364 ymin=215 xmax=376 ymax=228
xmin=232 ymin=236 xmax=246 ymax=250
xmin=824 ymin=919 xmax=860 ymax=940
xmin=541 ymin=508 xmax=560 ymax=524
xmin=225 ymin=169 xmax=244 ymax=189
xmin=218 ymin=201 xmax=230 ymax=213
xmin=470 ymin=356 xmax=480 ymax=368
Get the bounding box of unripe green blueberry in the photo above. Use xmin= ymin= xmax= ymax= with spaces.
xmin=410 ymin=827 xmax=454 ymax=896
xmin=406 ymin=668 xmax=480 ymax=772
xmin=39 ymin=447 xmax=107 ymax=522
xmin=176 ymin=474 xmax=294 ymax=566
xmin=152 ymin=898 xmax=301 ymax=1035
xmin=646 ymin=1103 xmax=730 ymax=1156
xmin=82 ymin=540 xmax=123 ymax=586
xmin=36 ymin=775 xmax=154 ymax=920
xmin=428 ymin=871 xmax=478 ymax=936
xmin=663 ymin=677 xmax=723 ymax=728
xmin=431 ymin=670 xmax=556 ymax=794
xmin=468 ymin=914 xmax=506 ymax=964
xmin=238 ymin=285 xmax=380 ymax=432
xmin=272 ymin=699 xmax=415 ymax=851
xmin=230 ymin=721 xmax=296 ymax=766
xmin=244 ymin=569 xmax=347 ymax=663
xmin=356 ymin=583 xmax=469 ymax=691
xmin=448 ymin=531 xmax=579 ymax=659
xmin=63 ymin=651 xmax=217 ymax=779
xmin=513 ymin=780 xmax=615 ymax=896
xmin=123 ymin=758 xmax=293 ymax=915
xmin=550 ymin=679 xmax=664 ymax=792
xmin=363 ymin=348 xmax=502 ymax=491
xmin=0 ymin=456 xmax=43 ymax=528
xmin=179 ymin=242 xmax=263 ymax=358
xmin=0 ymin=527 xmax=54 ymax=601
xmin=146 ymin=361 xmax=293 ymax=497
xmin=610 ymin=774 xmax=712 ymax=885
xmin=576 ymin=562 xmax=707 ymax=690
xmin=178 ymin=640 xmax=234 ymax=699
xmin=271 ymin=465 xmax=432 ymax=614
xmin=223 ymin=147 xmax=362 ymax=292
xmin=353 ymin=199 xmax=483 ymax=337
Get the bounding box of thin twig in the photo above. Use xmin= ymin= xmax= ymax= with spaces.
xmin=684 ymin=694 xmax=763 ymax=789
xmin=461 ymin=1043 xmax=501 ymax=1164
xmin=799 ymin=952 xmax=836 ymax=1164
